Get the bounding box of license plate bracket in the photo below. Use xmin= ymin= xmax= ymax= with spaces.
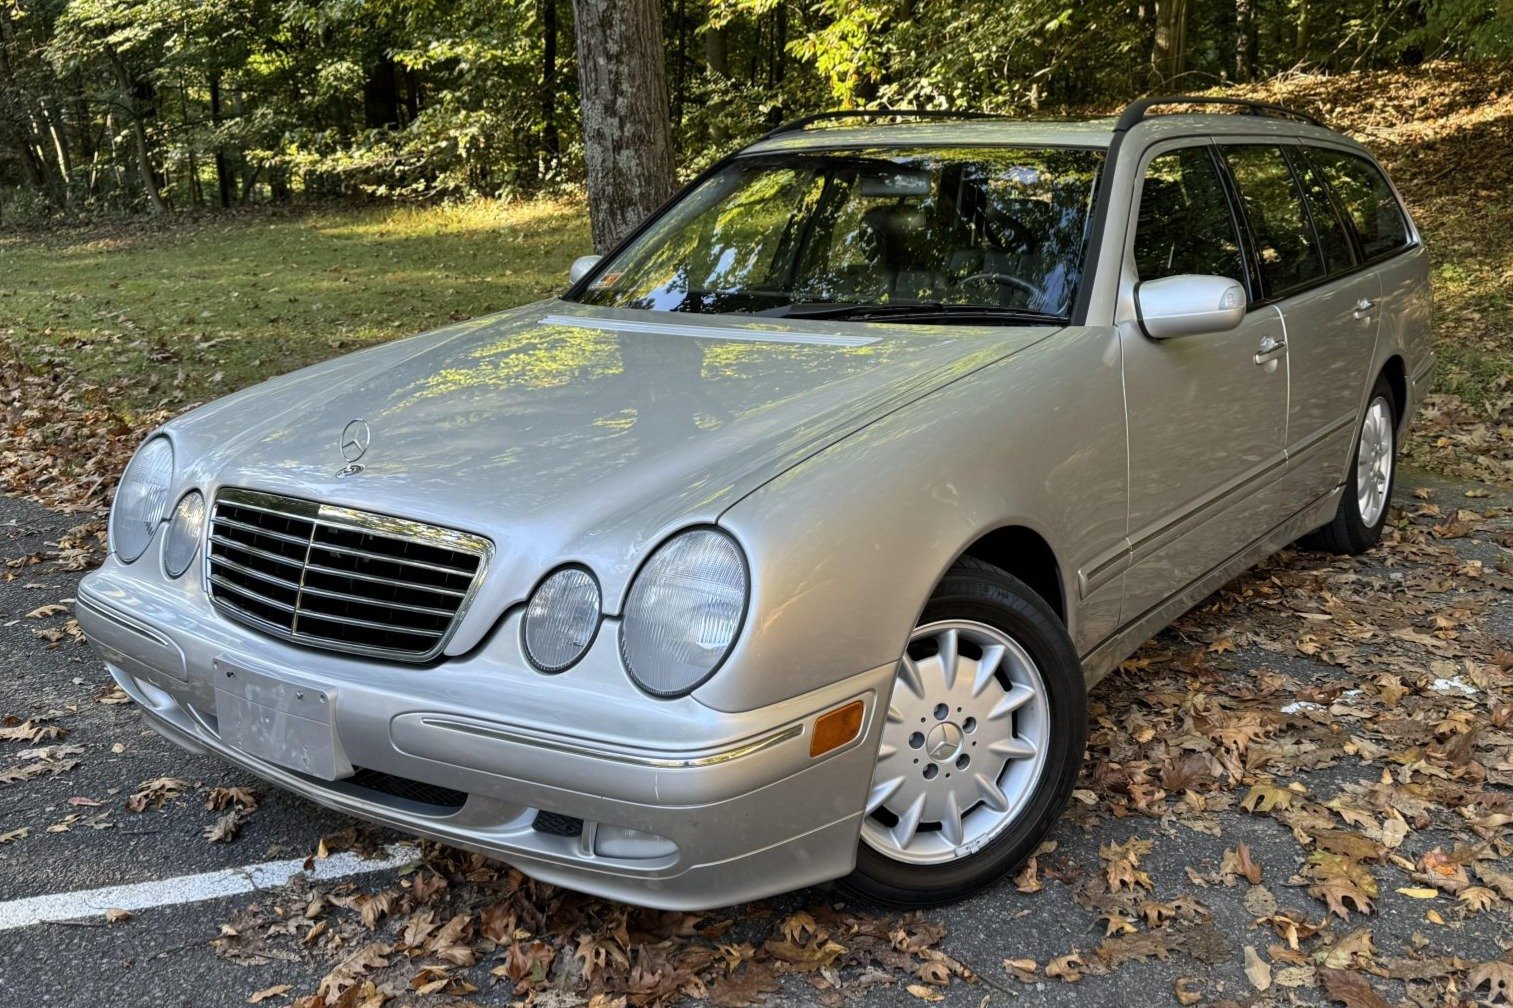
xmin=213 ymin=658 xmax=352 ymax=781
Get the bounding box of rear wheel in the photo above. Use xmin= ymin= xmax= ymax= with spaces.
xmin=1302 ymin=374 xmax=1398 ymax=555
xmin=840 ymin=558 xmax=1086 ymax=908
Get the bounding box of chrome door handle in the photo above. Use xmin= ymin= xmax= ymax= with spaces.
xmin=1353 ymin=298 xmax=1377 ymax=320
xmin=1254 ymin=334 xmax=1286 ymax=365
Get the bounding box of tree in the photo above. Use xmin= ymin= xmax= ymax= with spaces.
xmin=570 ymin=0 xmax=675 ymax=252
xmin=1151 ymin=0 xmax=1188 ymax=90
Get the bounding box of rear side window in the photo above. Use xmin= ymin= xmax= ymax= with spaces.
xmin=1222 ymin=144 xmax=1327 ymax=295
xmin=1290 ymin=152 xmax=1357 ymax=276
xmin=1305 ymin=148 xmax=1410 ymax=260
xmin=1133 ymin=147 xmax=1247 ymax=286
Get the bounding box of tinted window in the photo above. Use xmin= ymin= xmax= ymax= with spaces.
xmin=1134 ymin=147 xmax=1247 ymax=285
xmin=573 ymin=147 xmax=1102 ymax=319
xmin=1224 ymin=145 xmax=1327 ymax=295
xmin=1306 ymin=148 xmax=1410 ymax=259
xmin=1290 ymin=152 xmax=1356 ymax=275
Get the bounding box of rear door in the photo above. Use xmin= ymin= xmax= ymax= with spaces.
xmin=1117 ymin=142 xmax=1291 ymax=623
xmin=1217 ymin=143 xmax=1381 ymax=506
xmin=1305 ymin=144 xmax=1427 ymax=424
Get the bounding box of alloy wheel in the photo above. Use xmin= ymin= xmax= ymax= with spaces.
xmin=1355 ymin=396 xmax=1394 ymax=527
xmin=861 ymin=620 xmax=1051 ymax=865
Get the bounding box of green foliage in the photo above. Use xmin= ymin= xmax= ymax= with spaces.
xmin=0 ymin=0 xmax=1502 ymax=217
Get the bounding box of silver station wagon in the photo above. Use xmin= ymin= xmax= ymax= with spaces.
xmin=78 ymin=96 xmax=1432 ymax=909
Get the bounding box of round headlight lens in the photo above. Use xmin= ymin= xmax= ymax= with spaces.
xmin=522 ymin=567 xmax=602 ymax=672
xmin=110 ymin=437 xmax=175 ymax=563
xmin=162 ymin=490 xmax=206 ymax=578
xmin=621 ymin=529 xmax=748 ymax=697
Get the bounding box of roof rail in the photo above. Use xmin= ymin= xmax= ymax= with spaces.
xmin=757 ymin=109 xmax=1015 ymax=143
xmin=1115 ymin=95 xmax=1325 ymax=133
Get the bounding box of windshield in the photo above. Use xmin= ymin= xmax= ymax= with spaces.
xmin=569 ymin=146 xmax=1103 ymax=323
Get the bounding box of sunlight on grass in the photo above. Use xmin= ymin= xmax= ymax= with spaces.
xmin=0 ymin=199 xmax=590 ymax=412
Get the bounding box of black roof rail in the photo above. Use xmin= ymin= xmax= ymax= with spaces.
xmin=757 ymin=109 xmax=1015 ymax=143
xmin=1115 ymin=95 xmax=1325 ymax=133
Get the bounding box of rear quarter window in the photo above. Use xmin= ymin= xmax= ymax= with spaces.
xmin=1305 ymin=148 xmax=1410 ymax=260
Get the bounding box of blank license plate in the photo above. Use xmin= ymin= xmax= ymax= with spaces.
xmin=214 ymin=659 xmax=351 ymax=781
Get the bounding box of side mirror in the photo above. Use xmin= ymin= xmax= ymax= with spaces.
xmin=568 ymin=254 xmax=603 ymax=286
xmin=1135 ymin=274 xmax=1246 ymax=339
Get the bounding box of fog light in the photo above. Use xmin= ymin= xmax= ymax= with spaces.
xmin=592 ymin=824 xmax=678 ymax=860
xmin=810 ymin=700 xmax=865 ymax=758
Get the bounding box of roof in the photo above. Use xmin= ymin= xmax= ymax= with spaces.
xmin=741 ymin=111 xmax=1360 ymax=156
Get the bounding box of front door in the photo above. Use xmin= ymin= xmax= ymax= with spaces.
xmin=1118 ymin=142 xmax=1291 ymax=623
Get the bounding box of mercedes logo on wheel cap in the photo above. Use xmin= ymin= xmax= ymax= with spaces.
xmin=926 ymin=722 xmax=964 ymax=763
xmin=340 ymin=419 xmax=371 ymax=463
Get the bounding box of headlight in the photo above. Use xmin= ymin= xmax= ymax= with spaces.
xmin=109 ymin=437 xmax=175 ymax=563
xmin=162 ymin=490 xmax=206 ymax=578
xmin=522 ymin=567 xmax=601 ymax=672
xmin=620 ymin=528 xmax=748 ymax=697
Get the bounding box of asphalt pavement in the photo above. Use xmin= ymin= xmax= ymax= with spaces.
xmin=0 ymin=473 xmax=1508 ymax=1008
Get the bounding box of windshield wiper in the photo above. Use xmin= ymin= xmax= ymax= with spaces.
xmin=766 ymin=301 xmax=1066 ymax=325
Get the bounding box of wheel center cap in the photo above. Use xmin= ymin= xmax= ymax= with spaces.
xmin=925 ymin=722 xmax=964 ymax=763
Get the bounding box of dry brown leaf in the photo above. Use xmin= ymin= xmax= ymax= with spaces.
xmin=1469 ymin=961 xmax=1513 ymax=1003
xmin=1318 ymin=966 xmax=1392 ymax=1008
xmin=1244 ymin=945 xmax=1272 ymax=991
xmin=1044 ymin=952 xmax=1087 ymax=982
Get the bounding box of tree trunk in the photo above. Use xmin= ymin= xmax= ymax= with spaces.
xmin=704 ymin=25 xmax=728 ymax=77
xmin=104 ymin=44 xmax=168 ymax=214
xmin=540 ymin=0 xmax=560 ymax=168
xmin=571 ymin=0 xmax=676 ymax=252
xmin=1234 ymin=0 xmax=1256 ymax=82
xmin=210 ymin=74 xmax=232 ymax=208
xmin=364 ymin=53 xmax=402 ymax=128
xmin=1150 ymin=0 xmax=1187 ymax=90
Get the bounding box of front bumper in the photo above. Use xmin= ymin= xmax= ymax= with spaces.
xmin=77 ymin=562 xmax=891 ymax=910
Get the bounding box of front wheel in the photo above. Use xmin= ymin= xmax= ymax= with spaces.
xmin=1302 ymin=375 xmax=1398 ymax=555
xmin=839 ymin=558 xmax=1087 ymax=908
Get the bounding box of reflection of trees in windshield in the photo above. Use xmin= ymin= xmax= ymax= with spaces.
xmin=575 ymin=146 xmax=1102 ymax=320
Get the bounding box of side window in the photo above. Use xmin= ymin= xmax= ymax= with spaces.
xmin=1133 ymin=147 xmax=1247 ymax=285
xmin=1305 ymin=148 xmax=1410 ymax=260
xmin=1222 ymin=144 xmax=1327 ymax=295
xmin=1289 ymin=151 xmax=1356 ymax=276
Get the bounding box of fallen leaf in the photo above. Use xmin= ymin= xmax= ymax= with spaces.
xmin=1244 ymin=945 xmax=1272 ymax=991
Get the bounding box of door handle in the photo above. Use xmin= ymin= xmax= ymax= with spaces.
xmin=1353 ymin=298 xmax=1377 ymax=320
xmin=1254 ymin=333 xmax=1286 ymax=365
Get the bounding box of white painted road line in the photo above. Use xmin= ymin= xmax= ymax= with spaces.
xmin=0 ymin=844 xmax=414 ymax=931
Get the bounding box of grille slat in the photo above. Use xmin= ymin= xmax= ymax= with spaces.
xmin=306 ymin=540 xmax=478 ymax=578
xmin=302 ymin=561 xmax=469 ymax=598
xmin=212 ymin=515 xmax=317 ymax=548
xmin=209 ymin=552 xmax=304 ymax=593
xmin=207 ymin=488 xmax=490 ymax=661
xmin=209 ymin=534 xmax=309 ymax=570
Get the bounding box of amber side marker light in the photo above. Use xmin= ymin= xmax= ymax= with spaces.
xmin=810 ymin=700 xmax=865 ymax=758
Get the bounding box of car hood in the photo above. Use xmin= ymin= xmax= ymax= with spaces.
xmin=169 ymin=300 xmax=1057 ymax=649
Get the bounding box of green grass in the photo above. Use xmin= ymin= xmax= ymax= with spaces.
xmin=0 ymin=200 xmax=590 ymax=419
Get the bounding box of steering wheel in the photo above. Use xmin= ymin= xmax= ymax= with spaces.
xmin=951 ymin=272 xmax=1038 ymax=298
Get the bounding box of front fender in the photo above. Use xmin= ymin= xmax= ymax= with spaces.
xmin=699 ymin=326 xmax=1129 ymax=713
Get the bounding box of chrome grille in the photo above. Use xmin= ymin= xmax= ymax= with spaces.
xmin=206 ymin=488 xmax=490 ymax=661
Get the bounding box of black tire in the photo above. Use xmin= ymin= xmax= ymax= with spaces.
xmin=1301 ymin=374 xmax=1398 ymax=555
xmin=838 ymin=557 xmax=1087 ymax=908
